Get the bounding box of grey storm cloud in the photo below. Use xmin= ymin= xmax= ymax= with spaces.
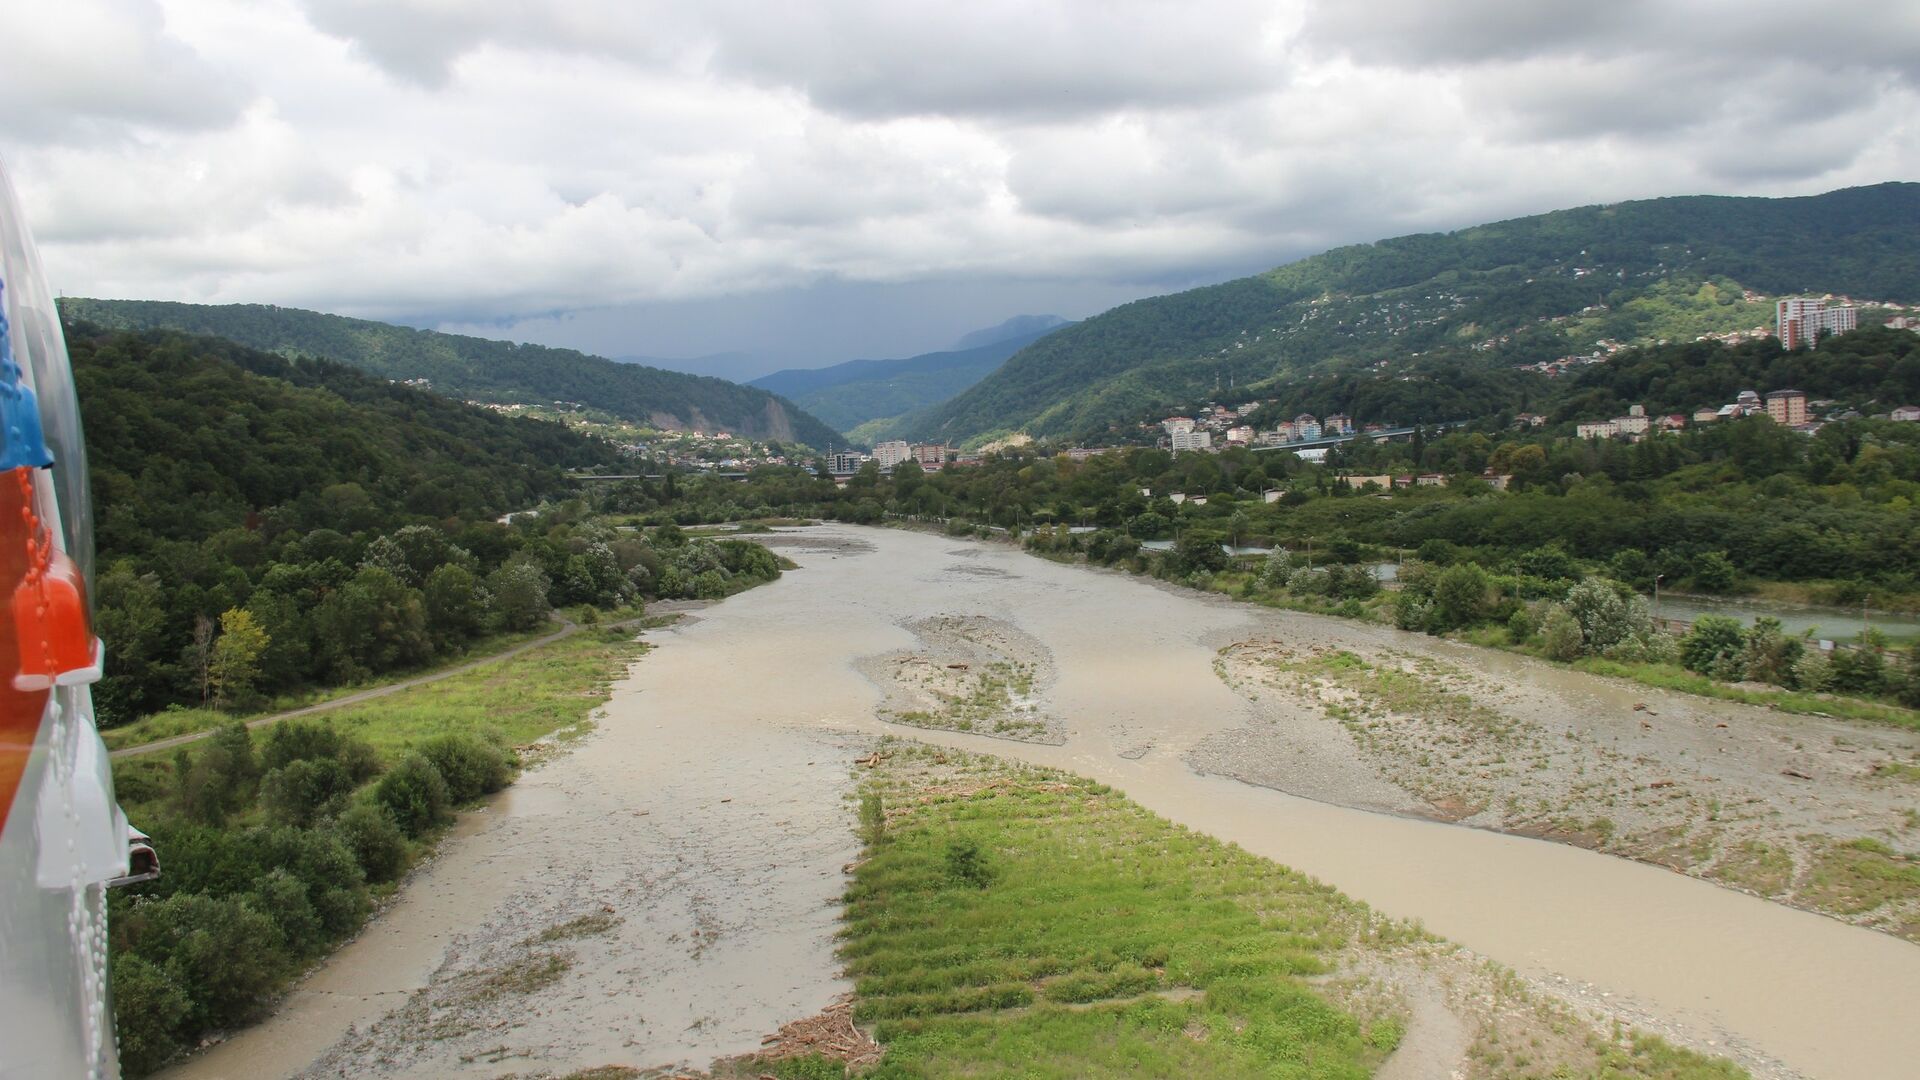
xmin=0 ymin=0 xmax=1914 ymax=357
xmin=295 ymin=0 xmax=1290 ymax=118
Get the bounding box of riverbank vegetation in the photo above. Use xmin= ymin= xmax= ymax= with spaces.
xmin=749 ymin=744 xmax=1746 ymax=1079
xmin=104 ymin=624 xmax=649 ymax=1075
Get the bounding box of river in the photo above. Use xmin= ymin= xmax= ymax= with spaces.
xmin=167 ymin=523 xmax=1920 ymax=1079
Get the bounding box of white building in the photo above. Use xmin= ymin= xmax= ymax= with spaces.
xmin=1777 ymin=298 xmax=1858 ymax=349
xmin=1170 ymin=430 xmax=1214 ymax=453
xmin=1576 ymin=420 xmax=1619 ymax=440
xmin=1293 ymin=414 xmax=1322 ymax=440
xmin=1891 ymin=405 xmax=1920 ymax=423
xmin=827 ymin=450 xmax=866 ymax=474
xmin=1161 ymin=416 xmax=1196 ymax=435
xmin=872 ymin=440 xmax=912 ymax=468
xmin=1225 ymin=425 xmax=1254 ymax=444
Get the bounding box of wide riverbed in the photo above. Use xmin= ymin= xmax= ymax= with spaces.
xmin=170 ymin=524 xmax=1920 ymax=1079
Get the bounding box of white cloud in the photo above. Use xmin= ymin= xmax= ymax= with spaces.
xmin=1 ymin=0 xmax=1914 ymax=331
xmin=0 ymin=0 xmax=250 ymax=143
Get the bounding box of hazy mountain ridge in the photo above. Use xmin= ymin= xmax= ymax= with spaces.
xmin=952 ymin=314 xmax=1069 ymax=350
xmin=56 ymin=299 xmax=847 ymax=448
xmin=897 ymin=183 xmax=1920 ymax=446
xmin=748 ymin=322 xmax=1067 ymax=436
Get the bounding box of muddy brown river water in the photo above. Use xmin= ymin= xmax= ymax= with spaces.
xmin=166 ymin=524 xmax=1920 ymax=1079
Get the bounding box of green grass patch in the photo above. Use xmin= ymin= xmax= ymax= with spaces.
xmin=1278 ymin=650 xmax=1519 ymax=742
xmin=317 ymin=625 xmax=643 ymax=757
xmin=1570 ymin=658 xmax=1920 ymax=732
xmin=1801 ymin=838 xmax=1920 ymax=916
xmin=843 ymin=747 xmax=1390 ymax=1078
xmin=101 ymin=621 xmax=564 ymax=752
xmin=1713 ymin=841 xmax=1796 ymax=898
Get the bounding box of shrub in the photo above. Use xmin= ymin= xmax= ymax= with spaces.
xmin=1170 ymin=534 xmax=1228 ymax=576
xmin=1829 ymin=647 xmax=1888 ymax=696
xmin=1899 ymin=650 xmax=1920 ymax=709
xmin=1507 ymin=605 xmax=1540 ymax=643
xmin=109 ymin=954 xmax=190 ymax=1075
xmin=1516 ymin=543 xmax=1579 ymax=581
xmin=119 ymin=892 xmax=284 ymax=1032
xmin=417 ymin=733 xmax=513 ymax=803
xmin=1791 ymin=648 xmax=1833 ymax=692
xmin=259 ymin=758 xmax=356 ymax=826
xmin=1603 ymin=630 xmax=1679 ymax=665
xmin=250 ymin=868 xmax=324 ymax=960
xmin=858 ymin=792 xmax=886 ymax=846
xmin=246 ymin=826 xmax=369 ymax=936
xmin=1429 ymin=563 xmax=1492 ymax=632
xmin=1562 ymin=578 xmax=1650 ymax=654
xmin=1692 ymin=551 xmax=1739 ymax=593
xmin=336 ymin=803 xmax=410 ymax=883
xmin=716 ymin=538 xmax=782 ymax=582
xmin=1540 ymin=606 xmax=1584 ymax=662
xmin=944 ymin=837 xmax=994 ymax=889
xmin=174 ymin=722 xmax=260 ymax=826
xmin=373 ymin=753 xmax=451 ymax=837
xmin=1391 ymin=591 xmax=1431 ymax=632
xmin=692 ymin=569 xmax=733 ymax=599
xmin=261 ymin=719 xmax=380 ymax=783
xmin=1681 ymin=615 xmax=1746 ymax=677
xmin=1258 ymin=549 xmax=1291 ymax=589
xmin=1739 ymin=617 xmax=1803 ymax=687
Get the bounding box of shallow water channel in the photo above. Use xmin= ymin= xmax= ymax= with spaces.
xmin=168 ymin=524 xmax=1920 ymax=1079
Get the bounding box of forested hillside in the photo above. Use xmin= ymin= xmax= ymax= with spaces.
xmin=748 ymin=322 xmax=1064 ymax=437
xmin=901 ymin=182 xmax=1920 ymax=445
xmin=69 ymin=326 xmax=634 ymax=723
xmin=58 ymin=299 xmax=847 ymax=448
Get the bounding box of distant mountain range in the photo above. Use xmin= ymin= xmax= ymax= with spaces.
xmin=748 ymin=318 xmax=1068 ymax=439
xmin=56 ymin=299 xmax=847 ymax=448
xmin=612 ymin=350 xmax=764 ymax=383
xmin=952 ymin=314 xmax=1070 ymax=351
xmin=893 ymin=182 xmax=1920 ymax=447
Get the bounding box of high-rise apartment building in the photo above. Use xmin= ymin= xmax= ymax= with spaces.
xmin=1776 ymin=298 xmax=1857 ymax=349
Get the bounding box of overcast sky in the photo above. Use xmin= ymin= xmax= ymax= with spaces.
xmin=4 ymin=1 xmax=1916 ymax=375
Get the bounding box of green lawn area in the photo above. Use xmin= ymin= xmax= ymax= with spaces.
xmin=750 ymin=744 xmax=1753 ymax=1080
xmin=100 ymin=620 xmax=569 ymax=752
xmin=110 ymin=624 xmax=648 ymax=820
xmin=842 ymin=747 xmax=1387 ymax=1078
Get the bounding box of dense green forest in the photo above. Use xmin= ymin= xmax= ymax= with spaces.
xmin=72 ymin=327 xmax=779 ymax=725
xmin=900 ymin=182 xmax=1920 ymax=446
xmin=748 ymin=322 xmax=1064 ymax=437
xmin=58 ymin=298 xmax=847 ymax=449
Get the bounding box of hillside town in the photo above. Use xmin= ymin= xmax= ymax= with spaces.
xmin=1563 ymin=299 xmax=1920 ymax=439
